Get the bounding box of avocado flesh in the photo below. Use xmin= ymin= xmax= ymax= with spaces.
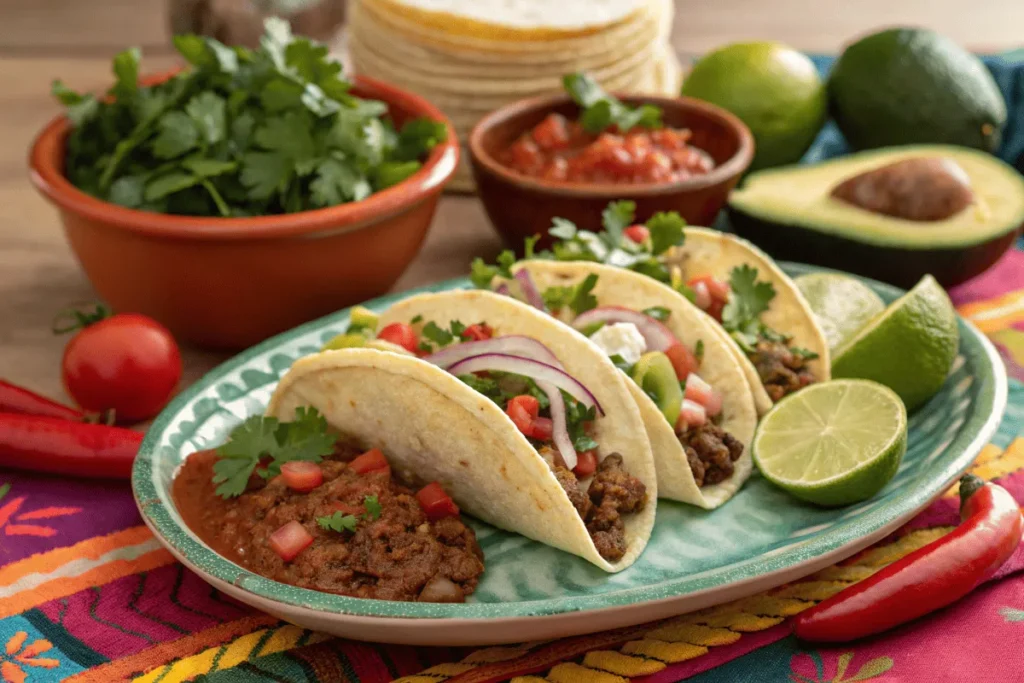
xmin=727 ymin=146 xmax=1024 ymax=288
xmin=729 ymin=146 xmax=1024 ymax=248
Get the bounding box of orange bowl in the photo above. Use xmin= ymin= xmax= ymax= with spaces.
xmin=30 ymin=76 xmax=459 ymax=350
xmin=468 ymin=94 xmax=753 ymax=250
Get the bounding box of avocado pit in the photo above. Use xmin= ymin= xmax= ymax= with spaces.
xmin=830 ymin=157 xmax=974 ymax=222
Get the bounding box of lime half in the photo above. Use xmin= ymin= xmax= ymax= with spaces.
xmin=832 ymin=275 xmax=958 ymax=412
xmin=795 ymin=273 xmax=885 ymax=352
xmin=753 ymin=379 xmax=907 ymax=506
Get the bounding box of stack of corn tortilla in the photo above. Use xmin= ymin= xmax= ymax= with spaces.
xmin=345 ymin=0 xmax=682 ymax=191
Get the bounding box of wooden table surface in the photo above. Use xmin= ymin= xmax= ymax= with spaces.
xmin=2 ymin=0 xmax=1022 ymax=404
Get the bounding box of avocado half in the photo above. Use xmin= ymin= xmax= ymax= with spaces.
xmin=727 ymin=145 xmax=1024 ymax=288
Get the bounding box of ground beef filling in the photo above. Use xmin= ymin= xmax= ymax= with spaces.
xmin=552 ymin=453 xmax=648 ymax=562
xmin=749 ymin=339 xmax=816 ymax=402
xmin=172 ymin=450 xmax=484 ymax=603
xmin=680 ymin=423 xmax=744 ymax=487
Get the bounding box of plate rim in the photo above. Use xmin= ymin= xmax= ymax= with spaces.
xmin=133 ymin=263 xmax=1008 ymax=621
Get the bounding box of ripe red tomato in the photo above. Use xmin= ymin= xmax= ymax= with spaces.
xmin=573 ymin=450 xmax=598 ymax=478
xmin=416 ymin=482 xmax=460 ymax=521
xmin=61 ymin=313 xmax=181 ymax=423
xmin=665 ymin=343 xmax=700 ymax=381
xmin=623 ymin=224 xmax=650 ymax=244
xmin=461 ymin=324 xmax=494 ymax=341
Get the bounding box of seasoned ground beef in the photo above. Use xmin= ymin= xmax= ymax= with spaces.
xmin=173 ymin=450 xmax=484 ymax=603
xmin=552 ymin=453 xmax=648 ymax=562
xmin=749 ymin=339 xmax=816 ymax=402
xmin=680 ymin=423 xmax=744 ymax=486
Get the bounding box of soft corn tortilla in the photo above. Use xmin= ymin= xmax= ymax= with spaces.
xmin=267 ymin=291 xmax=657 ymax=572
xmin=665 ymin=228 xmax=832 ymax=415
xmin=514 ymin=261 xmax=758 ymax=509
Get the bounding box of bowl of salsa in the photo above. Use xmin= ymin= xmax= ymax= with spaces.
xmin=469 ymin=74 xmax=754 ymax=251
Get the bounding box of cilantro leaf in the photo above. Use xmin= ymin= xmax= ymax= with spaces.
xmin=240 ymin=151 xmax=291 ymax=200
xmin=145 ymin=172 xmax=200 ymax=201
xmin=274 ymin=405 xmax=336 ymax=465
xmin=185 ymin=92 xmax=226 ymax=146
xmin=523 ymin=235 xmax=540 ymax=259
xmin=469 ymin=250 xmax=516 ymax=289
xmin=111 ymin=48 xmax=141 ymax=99
xmin=152 ymin=111 xmax=199 ymax=159
xmin=721 ymin=265 xmax=776 ymax=334
xmin=563 ymin=72 xmax=663 ymax=134
xmin=255 ymin=111 xmax=315 ymax=162
xmin=393 ymin=118 xmax=448 ymax=161
xmin=695 ymin=339 xmax=705 ymax=363
xmin=570 ymin=273 xmax=599 ymax=315
xmin=608 ymin=354 xmax=634 ymax=374
xmin=108 ymin=175 xmax=146 ymax=208
xmin=548 ymin=217 xmax=578 ymax=240
xmin=601 ymin=200 xmax=635 ymax=245
xmin=645 ymin=211 xmax=686 ymax=255
xmin=362 ymin=495 xmax=382 ymax=521
xmin=642 ymin=306 xmax=670 ymax=321
xmin=317 ymin=512 xmax=359 ymax=533
xmin=310 ymin=158 xmax=371 ymax=206
xmin=374 ymin=161 xmax=421 ymax=190
xmin=791 ymin=347 xmax=820 ymax=360
xmin=182 ymin=158 xmax=237 ymax=178
xmin=421 ymin=321 xmax=455 ymax=347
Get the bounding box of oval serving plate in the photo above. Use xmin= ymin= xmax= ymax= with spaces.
xmin=133 ymin=263 xmax=1007 ymax=646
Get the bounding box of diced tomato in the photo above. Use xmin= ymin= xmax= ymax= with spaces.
xmin=692 ymin=281 xmax=712 ymax=310
xmin=665 ymin=343 xmax=700 ymax=381
xmin=377 ymin=323 xmax=419 ymax=353
xmin=280 ymin=461 xmax=323 ymax=492
xmin=684 ymin=373 xmax=714 ymax=405
xmin=706 ymin=298 xmax=726 ymax=323
xmin=677 ymin=399 xmax=707 ymax=431
xmin=416 ymin=482 xmax=460 ymax=521
xmin=269 ymin=521 xmax=313 ymax=562
xmin=530 ymin=416 xmax=554 ymax=441
xmin=703 ymin=389 xmax=723 ymax=418
xmin=506 ymin=394 xmax=540 ymax=436
xmin=531 ymin=113 xmax=571 ymax=151
xmin=349 ymin=448 xmax=390 ymax=475
xmin=329 ymin=502 xmax=365 ymax=516
xmin=541 ymin=157 xmax=569 ymax=181
xmin=461 ymin=323 xmax=494 ymax=341
xmin=573 ymin=450 xmax=598 ymax=478
xmin=689 ymin=275 xmax=731 ymax=301
xmin=624 ymin=224 xmax=650 ymax=244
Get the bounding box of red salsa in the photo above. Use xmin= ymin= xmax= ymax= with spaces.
xmin=500 ymin=113 xmax=715 ymax=184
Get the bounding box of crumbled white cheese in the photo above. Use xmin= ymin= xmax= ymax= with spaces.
xmin=588 ymin=323 xmax=647 ymax=366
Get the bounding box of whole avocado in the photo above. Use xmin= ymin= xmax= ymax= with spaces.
xmin=829 ymin=28 xmax=1006 ymax=153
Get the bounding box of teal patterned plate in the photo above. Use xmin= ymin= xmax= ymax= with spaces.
xmin=133 ymin=264 xmax=1007 ymax=646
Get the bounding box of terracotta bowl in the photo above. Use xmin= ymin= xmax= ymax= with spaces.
xmin=30 ymin=76 xmax=458 ymax=350
xmin=468 ymin=94 xmax=754 ymax=251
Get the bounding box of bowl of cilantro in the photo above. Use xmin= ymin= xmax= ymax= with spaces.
xmin=468 ymin=73 xmax=753 ymax=253
xmin=29 ymin=19 xmax=458 ymax=350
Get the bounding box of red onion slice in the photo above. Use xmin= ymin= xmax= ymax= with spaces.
xmin=572 ymin=306 xmax=678 ymax=352
xmin=424 ymin=336 xmax=564 ymax=370
xmin=514 ymin=269 xmax=546 ymax=311
xmin=537 ymin=380 xmax=577 ymax=470
xmin=494 ymin=283 xmax=511 ymax=296
xmin=447 ymin=353 xmax=603 ymax=415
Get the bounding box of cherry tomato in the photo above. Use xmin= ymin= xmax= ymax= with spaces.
xmin=416 ymin=482 xmax=460 ymax=521
xmin=665 ymin=343 xmax=700 ymax=381
xmin=61 ymin=313 xmax=181 ymax=423
xmin=506 ymin=395 xmax=540 ymax=437
xmin=349 ymin=448 xmax=390 ymax=475
xmin=377 ymin=323 xmax=419 ymax=353
xmin=461 ymin=324 xmax=494 ymax=341
xmin=624 ymin=224 xmax=650 ymax=244
xmin=573 ymin=450 xmax=598 ymax=478
xmin=269 ymin=521 xmax=313 ymax=562
xmin=280 ymin=461 xmax=323 ymax=492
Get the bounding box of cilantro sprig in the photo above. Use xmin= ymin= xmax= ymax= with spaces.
xmin=541 ymin=273 xmax=599 ymax=315
xmin=416 ymin=319 xmax=489 ymax=353
xmin=316 ymin=495 xmax=382 ymax=533
xmin=563 ymin=73 xmax=663 ymax=134
xmin=56 ymin=18 xmax=446 ymax=217
xmin=720 ymin=265 xmax=777 ymax=351
xmin=212 ymin=406 xmax=336 ymax=498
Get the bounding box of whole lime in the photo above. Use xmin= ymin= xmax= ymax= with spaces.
xmin=682 ymin=42 xmax=827 ymax=171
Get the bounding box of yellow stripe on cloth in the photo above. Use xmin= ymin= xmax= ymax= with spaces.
xmin=957 ymin=290 xmax=1024 ymax=332
xmin=132 ymin=625 xmax=328 ymax=682
xmin=947 ymin=438 xmax=1024 ymax=498
xmin=582 ymin=650 xmax=664 ymax=676
xmin=548 ymin=662 xmax=628 ymax=683
xmin=621 ymin=640 xmax=707 ymax=662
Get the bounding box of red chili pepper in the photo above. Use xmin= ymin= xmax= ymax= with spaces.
xmin=0 ymin=413 xmax=143 ymax=479
xmin=0 ymin=379 xmax=85 ymax=421
xmin=794 ymin=474 xmax=1023 ymax=642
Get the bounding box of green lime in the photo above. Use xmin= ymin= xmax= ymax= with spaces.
xmin=753 ymin=379 xmax=907 ymax=506
xmin=795 ymin=273 xmax=886 ymax=352
xmin=682 ymin=42 xmax=827 ymax=170
xmin=832 ymin=275 xmax=958 ymax=412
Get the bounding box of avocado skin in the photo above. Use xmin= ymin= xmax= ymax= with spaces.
xmin=829 ymin=28 xmax=1006 ymax=153
xmin=727 ymin=207 xmax=1020 ymax=289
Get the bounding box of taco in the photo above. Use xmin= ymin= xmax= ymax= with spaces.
xmin=470 ymin=201 xmax=830 ymax=415
xmin=502 ymin=260 xmax=757 ymax=509
xmin=300 ymin=290 xmax=657 ymax=572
